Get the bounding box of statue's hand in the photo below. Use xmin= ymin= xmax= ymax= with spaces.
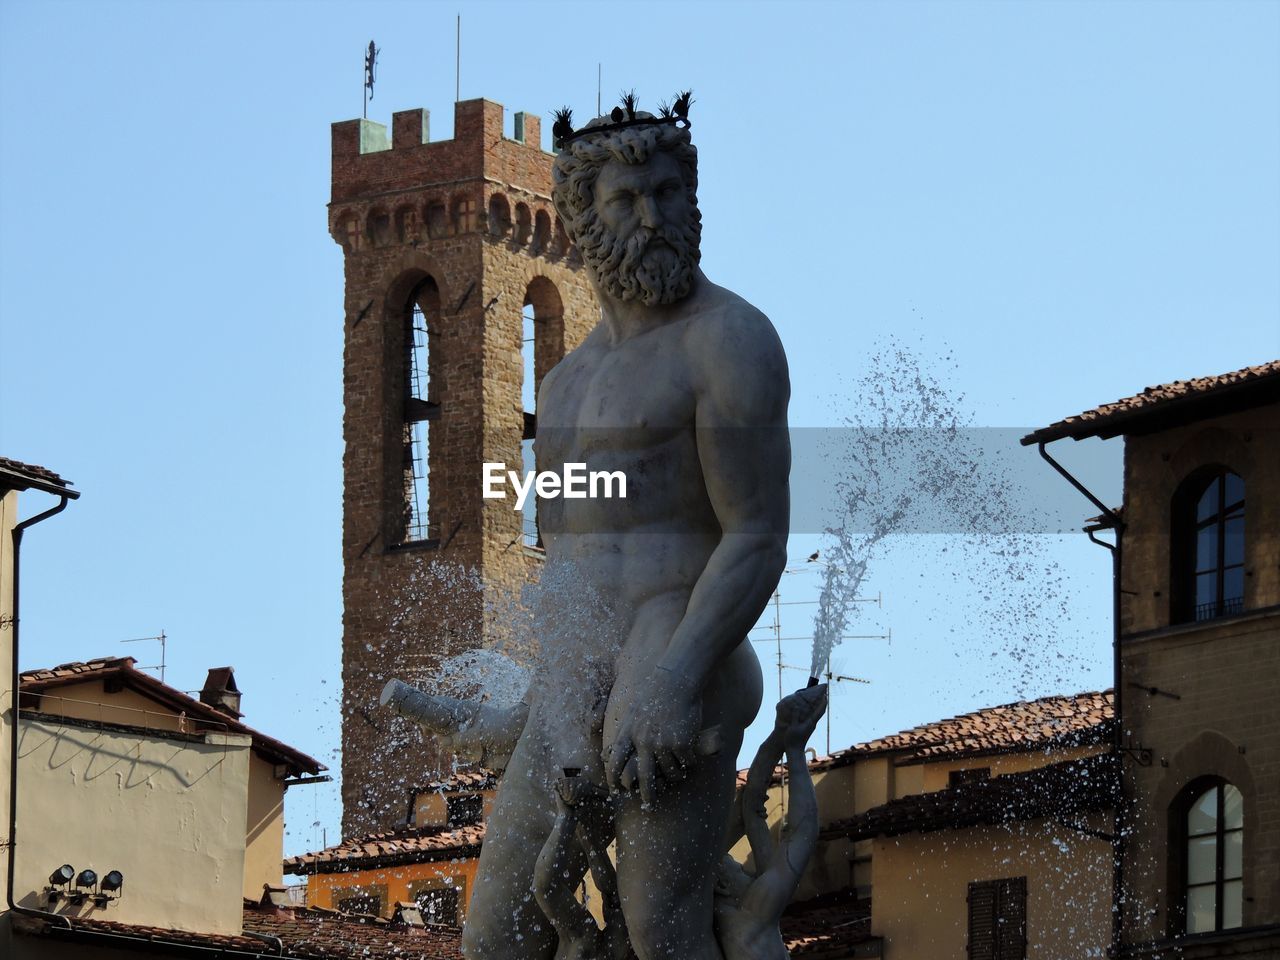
xmin=604 ymin=666 xmax=700 ymax=805
xmin=773 ymin=684 xmax=828 ymax=751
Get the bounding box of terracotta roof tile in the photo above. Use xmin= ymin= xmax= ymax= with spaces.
xmin=20 ymin=656 xmax=323 ymax=776
xmin=781 ymin=890 xmax=879 ymax=958
xmin=0 ymin=456 xmax=71 ymax=489
xmin=417 ymin=768 xmax=500 ymax=793
xmin=811 ymin=689 xmax=1113 ymax=771
xmin=1022 ymin=359 xmax=1280 ymax=445
xmin=14 ymin=902 xmax=464 ymax=959
xmin=821 ymin=753 xmax=1118 ymax=842
xmin=286 ymin=822 xmax=486 ymax=875
xmin=244 ymin=902 xmax=464 ymax=958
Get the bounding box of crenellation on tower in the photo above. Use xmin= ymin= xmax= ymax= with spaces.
xmin=332 ymin=96 xmax=598 ymax=836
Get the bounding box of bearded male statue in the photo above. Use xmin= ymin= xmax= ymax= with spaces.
xmin=398 ymin=95 xmax=791 ymax=960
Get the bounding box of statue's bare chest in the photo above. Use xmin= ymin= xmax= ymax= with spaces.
xmin=539 ymin=326 xmax=696 ymax=445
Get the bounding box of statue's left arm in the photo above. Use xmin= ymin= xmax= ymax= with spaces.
xmin=607 ymin=300 xmax=790 ymax=801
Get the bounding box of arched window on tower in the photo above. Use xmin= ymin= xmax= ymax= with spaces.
xmin=518 ymin=278 xmax=565 ymax=551
xmin=488 ymin=194 xmax=512 ymax=239
xmin=1176 ymin=469 xmax=1245 ymax=622
xmin=1177 ymin=779 xmax=1244 ymax=934
xmin=521 ymin=300 xmax=538 ymax=548
xmin=403 ymin=278 xmax=441 ymax=543
xmin=531 ymin=210 xmax=551 ymax=255
xmin=514 ymin=203 xmax=532 ymax=246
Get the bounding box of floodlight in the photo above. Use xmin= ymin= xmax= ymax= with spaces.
xmin=76 ymin=869 xmax=98 ymax=890
xmin=93 ymin=869 xmax=124 ymax=906
xmin=46 ymin=864 xmax=75 ymax=905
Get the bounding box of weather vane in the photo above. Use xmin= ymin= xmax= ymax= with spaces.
xmin=363 ymin=40 xmax=379 ymax=119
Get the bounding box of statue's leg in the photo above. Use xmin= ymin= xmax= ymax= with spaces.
xmin=462 ymin=734 xmax=560 ymax=960
xmin=613 ymin=739 xmax=741 ymax=960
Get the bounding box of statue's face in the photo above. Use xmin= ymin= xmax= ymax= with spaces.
xmin=582 ymin=150 xmax=700 ymax=306
xmin=592 ymin=151 xmax=692 ymax=243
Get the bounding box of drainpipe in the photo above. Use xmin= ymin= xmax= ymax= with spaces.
xmin=6 ymin=492 xmax=74 ymax=929
xmin=1036 ymin=441 xmax=1125 ymax=957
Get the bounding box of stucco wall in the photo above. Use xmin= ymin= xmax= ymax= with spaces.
xmin=917 ymin=745 xmax=1104 ymax=793
xmin=26 ymin=678 xmax=190 ymax=733
xmin=414 ymin=788 xmax=496 ymax=827
xmin=27 ymin=677 xmax=291 ymax=903
xmin=871 ymin=817 xmax=1112 ymax=960
xmin=244 ymin=753 xmax=285 ymax=899
xmin=13 ymin=718 xmax=251 ymax=935
xmin=306 ymin=857 xmax=480 ymax=921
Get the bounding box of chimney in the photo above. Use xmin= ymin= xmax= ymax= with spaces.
xmin=200 ymin=667 xmax=243 ymax=719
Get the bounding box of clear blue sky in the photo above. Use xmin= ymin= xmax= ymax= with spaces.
xmin=2 ymin=0 xmax=1277 ymax=856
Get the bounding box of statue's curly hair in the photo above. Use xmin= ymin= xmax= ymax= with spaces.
xmin=551 ymin=117 xmax=701 ymax=253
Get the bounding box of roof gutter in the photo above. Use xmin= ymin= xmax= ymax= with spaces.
xmin=6 ymin=490 xmax=76 ymax=929
xmin=1033 ymin=439 xmax=1126 ymax=958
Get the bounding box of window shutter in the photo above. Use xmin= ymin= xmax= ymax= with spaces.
xmin=997 ymin=877 xmax=1027 ymax=960
xmin=968 ymin=881 xmax=997 ymax=960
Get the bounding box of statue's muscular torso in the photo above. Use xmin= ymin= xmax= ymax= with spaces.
xmin=464 ymin=269 xmax=789 ymax=960
xmin=533 ymin=278 xmax=781 ymax=769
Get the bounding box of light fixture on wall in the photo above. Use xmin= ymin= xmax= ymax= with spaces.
xmin=46 ymin=864 xmax=75 ymax=904
xmin=93 ymin=870 xmax=125 ymax=907
xmin=68 ymin=869 xmax=97 ymax=905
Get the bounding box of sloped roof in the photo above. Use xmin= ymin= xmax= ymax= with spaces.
xmin=243 ymin=901 xmax=464 ymax=958
xmin=781 ymin=890 xmax=880 ymax=958
xmin=20 ymin=656 xmax=323 ymax=776
xmin=821 ymin=753 xmax=1118 ymax=842
xmin=418 ymin=768 xmax=499 ymax=793
xmin=13 ymin=900 xmax=464 ymax=959
xmin=1021 ymin=359 xmax=1280 ymax=445
xmin=0 ymin=455 xmax=78 ymax=498
xmin=285 ymin=822 xmax=485 ymax=876
xmin=810 ymin=689 xmax=1113 ymax=771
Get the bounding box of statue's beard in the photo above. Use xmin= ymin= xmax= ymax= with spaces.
xmin=578 ymin=216 xmax=701 ymax=306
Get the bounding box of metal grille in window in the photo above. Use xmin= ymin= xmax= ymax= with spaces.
xmin=337 ymin=891 xmax=383 ymax=917
xmin=446 ymin=793 xmax=484 ymax=826
xmin=967 ymin=877 xmax=1026 ymax=960
xmin=1191 ymin=470 xmax=1244 ymax=621
xmin=415 ymin=885 xmax=461 ymax=926
xmin=404 ymin=302 xmax=438 ymax=542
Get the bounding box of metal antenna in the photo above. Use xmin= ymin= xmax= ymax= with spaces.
xmin=121 ymin=630 xmax=167 ymax=683
xmin=364 ymin=40 xmax=379 ymax=120
xmin=455 ymin=15 xmax=461 ymax=102
xmin=597 ymin=63 xmax=602 ymax=116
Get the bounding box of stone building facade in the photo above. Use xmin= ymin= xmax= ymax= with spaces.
xmin=330 ymin=99 xmax=597 ymax=836
xmin=1028 ymin=360 xmax=1280 ymax=958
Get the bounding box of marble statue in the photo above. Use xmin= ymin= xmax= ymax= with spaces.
xmin=383 ymin=94 xmax=806 ymax=959
xmin=715 ymin=685 xmax=827 ymax=959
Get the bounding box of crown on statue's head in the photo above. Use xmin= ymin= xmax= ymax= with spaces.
xmin=552 ymin=90 xmax=694 ymax=150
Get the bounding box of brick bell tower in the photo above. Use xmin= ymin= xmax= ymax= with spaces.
xmin=329 ymin=99 xmax=597 ymax=836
